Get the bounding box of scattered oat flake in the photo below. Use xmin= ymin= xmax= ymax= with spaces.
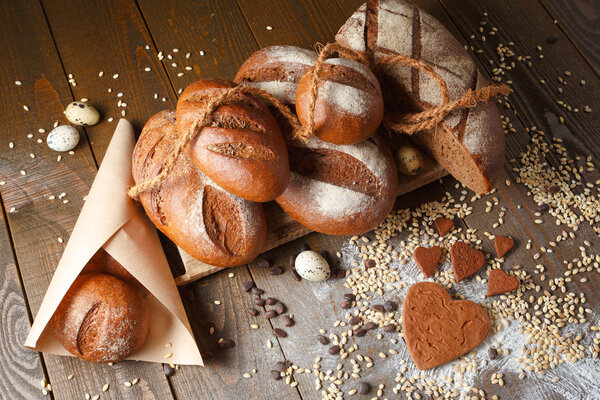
xmin=113 ymin=73 xmax=119 ymax=79
xmin=15 ymin=80 xmax=22 ymax=85
xmin=266 ymin=25 xmax=273 ymax=30
xmin=23 ymin=105 xmax=29 ymax=111
xmin=9 ymin=142 xmax=14 ymax=148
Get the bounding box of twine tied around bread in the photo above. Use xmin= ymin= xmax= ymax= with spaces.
xmin=127 ymin=85 xmax=302 ymax=201
xmin=298 ymin=42 xmax=512 ymax=140
xmin=295 ymin=42 xmax=369 ymax=141
xmin=373 ymin=50 xmax=512 ymax=135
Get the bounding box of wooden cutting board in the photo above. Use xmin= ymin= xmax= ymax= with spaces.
xmin=173 ymin=155 xmax=447 ymax=285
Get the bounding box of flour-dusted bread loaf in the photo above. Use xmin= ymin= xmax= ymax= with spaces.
xmin=176 ymin=79 xmax=289 ymax=202
xmin=335 ymin=0 xmax=505 ymax=193
xmin=276 ymin=132 xmax=398 ymax=235
xmin=52 ymin=273 xmax=149 ymax=363
xmin=234 ymin=45 xmax=317 ymax=106
xmin=296 ymin=58 xmax=384 ymax=145
xmin=132 ymin=110 xmax=267 ymax=267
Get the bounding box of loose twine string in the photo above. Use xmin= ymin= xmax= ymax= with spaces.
xmin=128 ymin=43 xmax=511 ymax=200
xmin=299 ymin=42 xmax=512 ymax=139
xmin=127 ymin=85 xmax=301 ymax=200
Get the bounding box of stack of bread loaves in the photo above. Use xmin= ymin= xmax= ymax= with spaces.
xmin=130 ymin=0 xmax=506 ymax=268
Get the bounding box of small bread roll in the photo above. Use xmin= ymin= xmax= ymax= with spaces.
xmin=296 ymin=58 xmax=383 ymax=145
xmin=52 ymin=273 xmax=149 ymax=363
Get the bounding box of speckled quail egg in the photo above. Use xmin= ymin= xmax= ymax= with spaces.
xmin=47 ymin=125 xmax=80 ymax=152
xmin=395 ymin=145 xmax=424 ymax=176
xmin=65 ymin=101 xmax=100 ymax=126
xmin=294 ymin=250 xmax=330 ymax=281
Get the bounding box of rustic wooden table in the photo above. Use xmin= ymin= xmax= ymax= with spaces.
xmin=1 ymin=1 xmax=599 ymax=399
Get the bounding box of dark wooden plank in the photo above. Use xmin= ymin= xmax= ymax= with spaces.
xmin=0 ymin=0 xmax=174 ymax=399
xmin=0 ymin=206 xmax=49 ymax=399
xmin=133 ymin=0 xmax=303 ymax=398
xmin=39 ymin=0 xmax=177 ymax=164
xmin=539 ymin=0 xmax=600 ymax=76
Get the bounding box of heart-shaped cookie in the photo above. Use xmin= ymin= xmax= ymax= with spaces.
xmin=434 ymin=217 xmax=453 ymax=236
xmin=413 ymin=246 xmax=442 ymax=278
xmin=487 ymin=269 xmax=519 ymax=296
xmin=494 ymin=235 xmax=514 ymax=258
xmin=450 ymin=241 xmax=485 ymax=282
xmin=403 ymin=282 xmax=490 ymax=370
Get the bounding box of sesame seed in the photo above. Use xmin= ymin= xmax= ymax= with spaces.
xmin=113 ymin=73 xmax=119 ymax=79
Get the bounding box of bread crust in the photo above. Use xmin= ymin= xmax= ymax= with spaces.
xmin=276 ymin=132 xmax=397 ymax=235
xmin=234 ymin=45 xmax=317 ymax=106
xmin=176 ymin=79 xmax=289 ymax=202
xmin=52 ymin=273 xmax=149 ymax=363
xmin=132 ymin=110 xmax=267 ymax=267
xmin=335 ymin=0 xmax=505 ymax=193
xmin=295 ymin=58 xmax=384 ymax=145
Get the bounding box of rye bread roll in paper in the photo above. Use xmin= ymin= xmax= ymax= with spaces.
xmin=276 ymin=132 xmax=398 ymax=235
xmin=234 ymin=45 xmax=317 ymax=106
xmin=132 ymin=110 xmax=267 ymax=267
xmin=52 ymin=273 xmax=149 ymax=363
xmin=176 ymin=79 xmax=289 ymax=202
xmin=295 ymin=58 xmax=384 ymax=145
xmin=335 ymin=0 xmax=505 ymax=193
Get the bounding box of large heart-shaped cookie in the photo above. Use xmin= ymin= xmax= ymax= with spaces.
xmin=402 ymin=282 xmax=490 ymax=370
xmin=450 ymin=241 xmax=485 ymax=282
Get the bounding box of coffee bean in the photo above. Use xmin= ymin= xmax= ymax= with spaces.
xmin=356 ymin=382 xmax=370 ymax=394
xmin=383 ymin=301 xmax=397 ymax=312
xmin=254 ymin=297 xmax=266 ymax=306
xmin=273 ymin=328 xmax=287 ymax=338
xmin=372 ymin=304 xmax=385 ymax=312
xmin=275 ymin=360 xmax=291 ymax=372
xmin=299 ymin=242 xmax=311 ymax=252
xmin=270 ymin=370 xmax=282 ymax=380
xmin=266 ymin=297 xmax=278 ymax=305
xmin=488 ymin=346 xmax=498 ymax=360
xmin=353 ymin=328 xmax=366 ymax=337
xmin=317 ymin=335 xmax=329 ymax=345
xmin=364 ymin=322 xmax=377 ymax=331
xmin=288 ymin=254 xmax=296 ymax=267
xmin=247 ymin=308 xmax=259 ymax=316
xmin=537 ymin=202 xmax=549 ymax=213
xmin=329 ymin=345 xmax=341 ymax=355
xmin=340 ymin=300 xmax=352 ymax=309
xmin=291 ymin=269 xmax=302 ymax=281
xmin=242 ymin=281 xmax=255 ymax=292
xmin=257 ymin=259 xmax=270 ymax=269
xmin=364 ymin=259 xmax=376 ymax=269
xmin=269 ymin=266 xmax=283 ymax=275
xmin=163 ymin=363 xmax=175 ymax=377
xmin=250 ymin=287 xmax=264 ymax=295
xmin=547 ymin=35 xmax=558 ymax=43
xmin=383 ymin=324 xmax=395 ymax=333
xmin=349 ymin=316 xmax=361 ymax=326
xmin=343 ymin=293 xmax=356 ymax=301
xmin=274 ymin=302 xmax=285 ymax=314
xmin=283 ymin=315 xmax=294 ymax=327
xmin=264 ymin=310 xmax=277 ymax=319
xmin=219 ymin=339 xmax=235 ymax=349
xmin=336 ymin=269 xmax=346 ymax=279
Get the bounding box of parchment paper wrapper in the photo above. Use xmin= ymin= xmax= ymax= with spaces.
xmin=25 ymin=119 xmax=203 ymax=366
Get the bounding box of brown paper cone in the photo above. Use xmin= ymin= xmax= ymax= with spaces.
xmin=25 ymin=119 xmax=203 ymax=366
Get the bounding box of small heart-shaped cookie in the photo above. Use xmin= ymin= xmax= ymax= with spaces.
xmin=494 ymin=235 xmax=514 ymax=258
xmin=487 ymin=269 xmax=519 ymax=296
xmin=434 ymin=217 xmax=453 ymax=236
xmin=403 ymin=282 xmax=490 ymax=370
xmin=450 ymin=241 xmax=485 ymax=282
xmin=413 ymin=246 xmax=442 ymax=278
